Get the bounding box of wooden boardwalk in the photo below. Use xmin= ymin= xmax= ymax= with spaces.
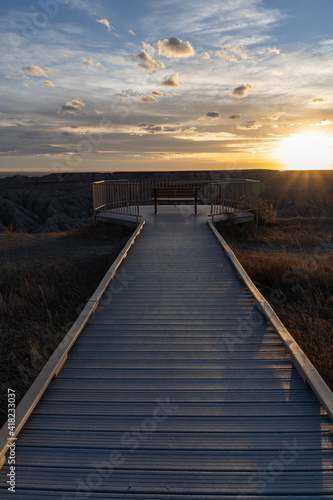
xmin=1 ymin=205 xmax=333 ymax=498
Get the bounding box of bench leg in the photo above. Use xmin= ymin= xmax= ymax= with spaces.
xmin=194 ymin=190 xmax=198 ymax=215
xmin=154 ymin=188 xmax=158 ymax=215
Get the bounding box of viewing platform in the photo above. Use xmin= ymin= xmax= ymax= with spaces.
xmin=92 ymin=178 xmax=260 ymax=226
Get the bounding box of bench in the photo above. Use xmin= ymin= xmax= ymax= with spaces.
xmin=153 ymin=187 xmax=200 ymax=215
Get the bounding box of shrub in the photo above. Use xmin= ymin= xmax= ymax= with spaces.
xmin=257 ymin=197 xmax=277 ymax=224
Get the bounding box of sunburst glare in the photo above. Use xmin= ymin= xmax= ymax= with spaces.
xmin=276 ymin=132 xmax=333 ymax=170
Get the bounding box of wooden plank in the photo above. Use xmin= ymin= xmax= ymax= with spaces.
xmin=37 ymin=378 xmax=307 ymax=391
xmin=65 ymin=349 xmax=292 ymax=360
xmin=8 ymin=448 xmax=333 ymax=470
xmin=55 ymin=367 xmax=296 ymax=378
xmin=33 ymin=400 xmax=326 ymax=417
xmin=68 ymin=344 xmax=289 ymax=353
xmin=39 ymin=388 xmax=317 ymax=403
xmin=23 ymin=414 xmax=332 ymax=432
xmin=1 ymin=494 xmax=333 ymax=500
xmin=2 ymin=468 xmax=333 ymax=494
xmin=10 ymin=429 xmax=333 ymax=449
xmin=54 ymin=359 xmax=298 ymax=368
xmin=72 ymin=339 xmax=284 ymax=348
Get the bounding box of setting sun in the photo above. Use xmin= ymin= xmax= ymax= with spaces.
xmin=277 ymin=133 xmax=333 ymax=170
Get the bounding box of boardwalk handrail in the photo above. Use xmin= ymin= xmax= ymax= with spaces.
xmin=92 ymin=181 xmax=140 ymax=221
xmin=209 ymin=179 xmax=260 ymax=223
xmin=0 ymin=221 xmax=146 ymax=469
xmin=208 ymin=220 xmax=333 ymax=422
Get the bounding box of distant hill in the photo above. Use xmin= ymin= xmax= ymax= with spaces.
xmin=0 ymin=170 xmax=332 ymax=233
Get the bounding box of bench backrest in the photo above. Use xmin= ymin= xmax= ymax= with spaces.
xmin=154 ymin=187 xmax=198 ymax=197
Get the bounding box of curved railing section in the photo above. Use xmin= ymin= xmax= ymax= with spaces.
xmin=93 ymin=180 xmax=140 ymax=222
xmin=209 ymin=179 xmax=260 ymax=223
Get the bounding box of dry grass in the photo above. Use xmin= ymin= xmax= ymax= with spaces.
xmin=0 ymin=223 xmax=134 ymax=426
xmin=219 ymin=217 xmax=333 ymax=249
xmin=216 ymin=218 xmax=333 ymax=390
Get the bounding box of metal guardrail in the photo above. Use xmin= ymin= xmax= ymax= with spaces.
xmin=93 ymin=181 xmax=140 ymax=222
xmin=209 ymin=179 xmax=260 ymax=223
xmin=93 ymin=178 xmax=260 ymax=222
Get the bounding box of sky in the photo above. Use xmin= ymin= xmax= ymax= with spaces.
xmin=0 ymin=0 xmax=333 ymax=173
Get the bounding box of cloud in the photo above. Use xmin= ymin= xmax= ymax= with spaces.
xmin=16 ymin=131 xmax=41 ymax=139
xmin=23 ymin=83 xmax=30 ymax=88
xmin=142 ymin=42 xmax=156 ymax=55
xmin=309 ymin=120 xmax=332 ymax=127
xmin=310 ymin=97 xmax=327 ymax=103
xmin=237 ymin=121 xmax=262 ymax=130
xmin=272 ymin=70 xmax=283 ymax=75
xmin=157 ymin=37 xmax=195 ymax=58
xmin=231 ymin=83 xmax=253 ymax=98
xmin=138 ymin=95 xmax=158 ymax=103
xmin=43 ymin=80 xmax=55 ymax=87
xmin=258 ymin=47 xmax=280 ymax=56
xmin=268 ymin=47 xmax=280 ymax=54
xmin=45 ymin=67 xmax=58 ymax=75
xmin=227 ymin=45 xmax=249 ymax=59
xmin=206 ymin=111 xmax=221 ymax=119
xmin=82 ymin=57 xmax=102 ymax=67
xmin=161 ymin=73 xmax=181 ymax=87
xmin=163 ymin=126 xmax=182 ymax=132
xmin=146 ymin=126 xmax=163 ymax=133
xmin=264 ymin=112 xmax=283 ymax=120
xmin=216 ymin=50 xmax=239 ymax=63
xmin=95 ymin=109 xmax=105 ymax=115
xmin=112 ymin=89 xmax=137 ymax=98
xmin=21 ymin=65 xmax=48 ymax=77
xmin=229 ymin=114 xmax=241 ymax=119
xmin=217 ymin=45 xmax=249 ymax=63
xmin=203 ymin=52 xmax=211 ymax=60
xmin=133 ymin=50 xmax=165 ymax=73
xmin=58 ymin=98 xmax=85 ymax=115
xmin=128 ymin=29 xmax=136 ymax=36
xmin=140 ymin=123 xmax=182 ymax=134
xmin=152 ymin=91 xmax=175 ymax=98
xmin=96 ymin=19 xmax=112 ymax=32
xmin=199 ymin=111 xmax=221 ymax=121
